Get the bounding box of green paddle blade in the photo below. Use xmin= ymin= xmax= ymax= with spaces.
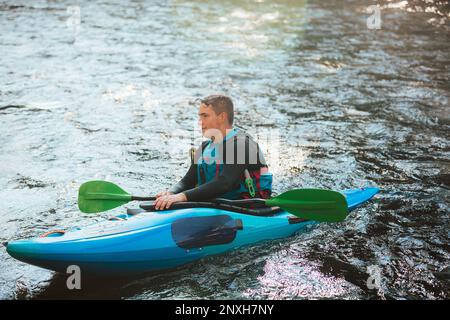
xmin=78 ymin=180 xmax=132 ymax=213
xmin=265 ymin=189 xmax=348 ymax=222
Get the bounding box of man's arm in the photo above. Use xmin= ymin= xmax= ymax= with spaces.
xmin=153 ymin=164 xmax=245 ymax=210
xmin=182 ymin=164 xmax=246 ymax=201
xmin=168 ymin=163 xmax=197 ymax=194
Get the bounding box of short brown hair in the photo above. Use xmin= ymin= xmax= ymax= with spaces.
xmin=201 ymin=95 xmax=234 ymax=125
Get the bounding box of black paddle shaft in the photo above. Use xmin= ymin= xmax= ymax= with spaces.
xmin=131 ymin=197 xmax=263 ymax=205
xmin=131 ymin=196 xmax=157 ymax=201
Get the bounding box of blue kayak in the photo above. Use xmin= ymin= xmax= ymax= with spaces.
xmin=6 ymin=187 xmax=379 ymax=276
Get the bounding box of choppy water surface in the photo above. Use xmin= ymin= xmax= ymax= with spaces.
xmin=0 ymin=0 xmax=449 ymax=300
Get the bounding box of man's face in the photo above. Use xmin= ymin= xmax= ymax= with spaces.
xmin=198 ymin=103 xmax=223 ymax=138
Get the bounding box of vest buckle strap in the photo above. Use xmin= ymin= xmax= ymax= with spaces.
xmin=244 ymin=169 xmax=256 ymax=198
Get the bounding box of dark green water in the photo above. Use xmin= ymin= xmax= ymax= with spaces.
xmin=0 ymin=0 xmax=449 ymax=299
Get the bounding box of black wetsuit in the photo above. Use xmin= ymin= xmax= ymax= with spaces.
xmin=169 ymin=131 xmax=267 ymax=201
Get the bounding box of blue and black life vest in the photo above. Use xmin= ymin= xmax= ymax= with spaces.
xmin=192 ymin=129 xmax=272 ymax=200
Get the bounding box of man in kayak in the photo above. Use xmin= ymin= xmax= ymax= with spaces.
xmin=154 ymin=94 xmax=273 ymax=210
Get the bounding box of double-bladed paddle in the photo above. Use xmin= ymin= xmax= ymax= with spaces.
xmin=78 ymin=180 xmax=348 ymax=222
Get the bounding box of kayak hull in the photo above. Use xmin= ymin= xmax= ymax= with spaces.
xmin=6 ymin=187 xmax=379 ymax=276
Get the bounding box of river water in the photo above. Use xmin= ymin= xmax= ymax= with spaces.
xmin=0 ymin=0 xmax=449 ymax=300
